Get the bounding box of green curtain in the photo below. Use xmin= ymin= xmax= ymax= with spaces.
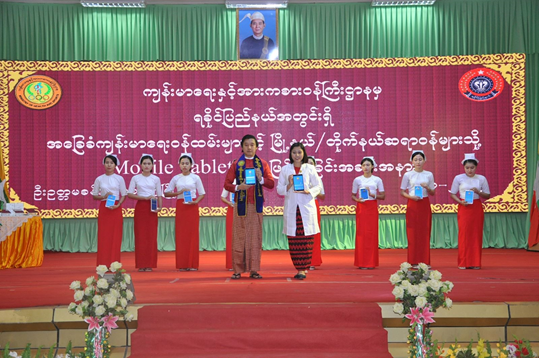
xmin=1 ymin=0 xmax=537 ymax=251
xmin=42 ymin=213 xmax=527 ymax=252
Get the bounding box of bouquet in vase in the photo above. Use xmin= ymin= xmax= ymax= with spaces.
xmin=68 ymin=262 xmax=134 ymax=358
xmin=389 ymin=262 xmax=454 ymax=358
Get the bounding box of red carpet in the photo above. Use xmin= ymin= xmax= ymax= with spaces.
xmin=129 ymin=303 xmax=392 ymax=358
xmin=1 ymin=249 xmax=539 ymax=309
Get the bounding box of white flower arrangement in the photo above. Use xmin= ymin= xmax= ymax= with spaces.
xmin=390 ymin=262 xmax=454 ymax=358
xmin=390 ymin=262 xmax=453 ymax=316
xmin=68 ymin=262 xmax=134 ymax=321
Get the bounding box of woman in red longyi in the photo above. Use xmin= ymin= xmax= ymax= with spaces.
xmin=165 ymin=154 xmax=206 ymax=271
xmin=400 ymin=150 xmax=435 ymax=267
xmin=351 ymin=156 xmax=385 ymax=269
xmin=92 ymin=154 xmax=127 ymax=267
xmin=449 ymin=153 xmax=490 ymax=270
xmin=128 ymin=154 xmax=163 ymax=272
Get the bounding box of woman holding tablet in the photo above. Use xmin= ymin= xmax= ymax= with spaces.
xmin=351 ymin=156 xmax=385 ymax=269
xmin=277 ymin=143 xmax=322 ymax=280
xmin=165 ymin=154 xmax=206 ymax=271
xmin=400 ymin=150 xmax=435 ymax=267
xmin=449 ymin=153 xmax=490 ymax=270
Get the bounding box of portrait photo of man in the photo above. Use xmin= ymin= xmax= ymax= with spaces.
xmin=237 ymin=10 xmax=278 ymax=60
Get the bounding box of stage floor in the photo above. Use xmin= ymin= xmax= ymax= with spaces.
xmin=1 ymin=248 xmax=538 ymax=309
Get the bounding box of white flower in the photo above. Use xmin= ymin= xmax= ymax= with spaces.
xmin=120 ymin=298 xmax=128 ymax=308
xmin=93 ymin=295 xmax=104 ymax=305
xmin=9 ymin=352 xmax=21 ymax=358
xmin=389 ymin=273 xmax=402 ymax=285
xmin=123 ymin=273 xmax=131 ymax=284
xmin=445 ymin=281 xmax=454 ymax=292
xmin=69 ymin=281 xmax=81 ymax=290
xmin=408 ymin=285 xmax=419 ymax=297
xmin=110 ymin=261 xmax=122 ymax=272
xmin=400 ymin=262 xmax=412 ymax=271
xmin=110 ymin=288 xmax=121 ymax=298
xmin=68 ymin=302 xmax=77 ymax=311
xmin=400 ymin=280 xmax=411 ymax=289
xmin=445 ymin=297 xmax=453 ymax=308
xmin=80 ymin=301 xmax=89 ymax=308
xmin=96 ymin=265 xmax=108 ymax=277
xmin=418 ymin=263 xmax=429 ymax=272
xmin=393 ymin=302 xmax=404 ymax=315
xmin=85 ymin=276 xmax=95 ymax=286
xmin=429 ymin=270 xmax=442 ymax=281
xmin=120 ymin=282 xmax=127 ymax=289
xmin=125 ymin=290 xmax=134 ymax=301
xmin=106 ymin=296 xmax=117 ymax=308
xmin=428 ymin=279 xmax=443 ymax=292
xmin=415 ymin=296 xmax=427 ymax=308
xmin=97 ymin=278 xmax=109 ymax=289
xmin=84 ymin=286 xmax=94 ymax=296
xmin=392 ymin=286 xmax=404 ymax=299
xmin=95 ymin=305 xmax=106 ymax=316
xmin=417 ymin=284 xmax=428 ymax=297
xmin=74 ymin=290 xmax=84 ymax=301
xmin=75 ymin=305 xmax=84 ymax=316
xmin=125 ymin=313 xmax=134 ymax=322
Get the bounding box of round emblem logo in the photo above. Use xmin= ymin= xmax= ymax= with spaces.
xmin=238 ymin=160 xmax=245 ymax=167
xmin=15 ymin=75 xmax=62 ymax=110
xmin=458 ymin=68 xmax=504 ymax=102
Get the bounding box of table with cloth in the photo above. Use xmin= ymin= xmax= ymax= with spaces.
xmin=0 ymin=214 xmax=43 ymax=269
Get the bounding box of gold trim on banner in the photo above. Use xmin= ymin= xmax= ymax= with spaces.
xmin=0 ymin=53 xmax=527 ymax=218
xmin=484 ymin=64 xmax=512 ymax=84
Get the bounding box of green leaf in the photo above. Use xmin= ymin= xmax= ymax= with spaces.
xmin=3 ymin=342 xmax=10 ymax=358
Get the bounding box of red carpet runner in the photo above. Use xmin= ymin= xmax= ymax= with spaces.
xmin=129 ymin=303 xmax=392 ymax=357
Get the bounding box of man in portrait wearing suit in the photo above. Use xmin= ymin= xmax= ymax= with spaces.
xmin=239 ymin=12 xmax=276 ymax=60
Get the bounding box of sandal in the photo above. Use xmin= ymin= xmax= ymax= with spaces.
xmin=249 ymin=272 xmax=263 ymax=279
xmin=231 ymin=273 xmax=241 ymax=279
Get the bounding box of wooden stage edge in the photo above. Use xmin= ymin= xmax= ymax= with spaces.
xmin=0 ymin=302 xmax=538 ymax=358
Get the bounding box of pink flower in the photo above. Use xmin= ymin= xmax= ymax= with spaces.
xmin=405 ymin=307 xmax=422 ymax=325
xmin=419 ymin=306 xmax=436 ymax=324
xmin=101 ymin=313 xmax=119 ymax=333
xmin=84 ymin=316 xmax=101 ymax=331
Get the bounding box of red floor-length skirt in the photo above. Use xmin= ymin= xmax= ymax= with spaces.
xmin=457 ymin=199 xmax=484 ymax=267
xmin=175 ymin=199 xmax=200 ymax=269
xmin=96 ymin=201 xmax=123 ymax=267
xmin=354 ymin=200 xmax=379 ymax=268
xmin=225 ymin=205 xmax=234 ymax=270
xmin=406 ymin=197 xmax=432 ymax=265
xmin=134 ymin=200 xmax=158 ymax=269
xmin=311 ymin=199 xmax=323 ymax=267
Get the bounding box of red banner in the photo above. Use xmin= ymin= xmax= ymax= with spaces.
xmin=1 ymin=55 xmax=526 ymax=218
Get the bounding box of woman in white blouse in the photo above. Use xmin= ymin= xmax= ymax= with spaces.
xmin=127 ymin=154 xmax=163 ymax=272
xmin=400 ymin=150 xmax=435 ymax=267
xmin=449 ymin=153 xmax=490 ymax=269
xmin=92 ymin=154 xmax=127 ymax=267
xmin=351 ymin=156 xmax=385 ymax=269
xmin=164 ymin=154 xmax=205 ymax=271
xmin=277 ymin=143 xmax=322 ymax=280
